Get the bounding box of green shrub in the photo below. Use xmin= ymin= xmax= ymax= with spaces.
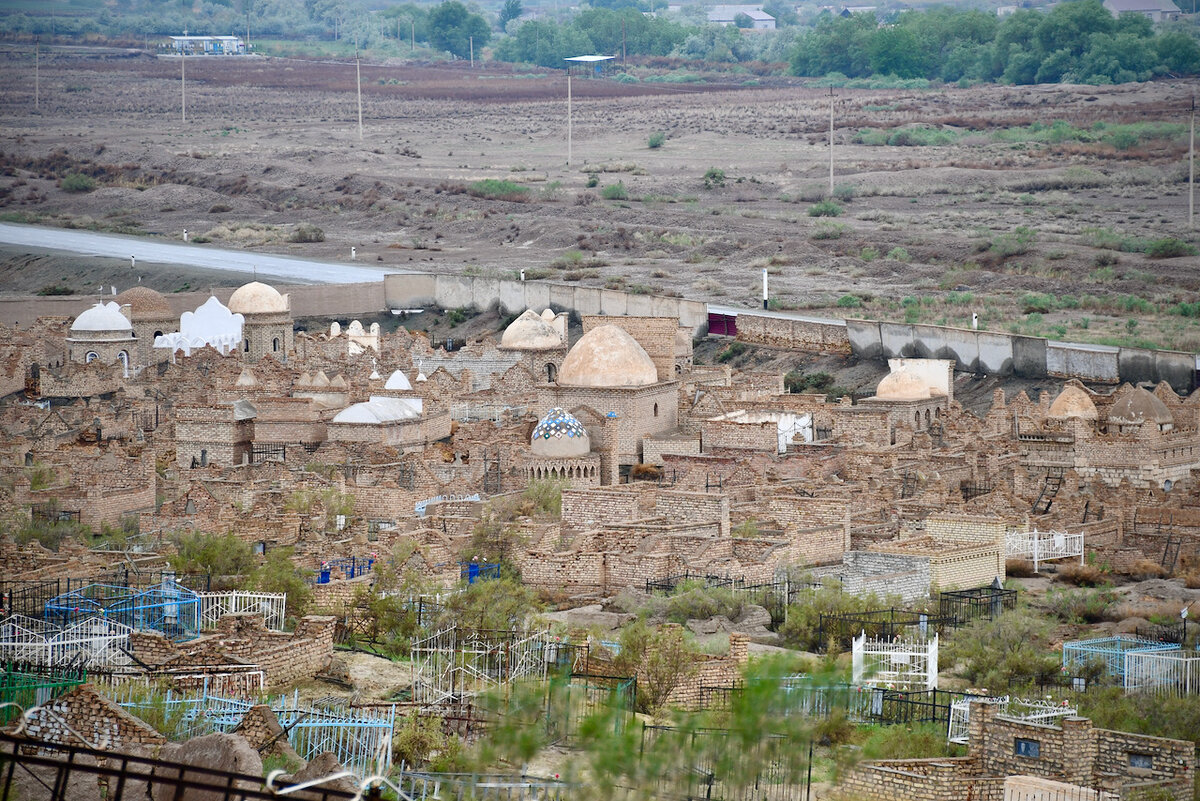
xmin=886 ymin=247 xmax=910 ymax=262
xmin=601 ymin=181 xmax=629 ymax=201
xmin=585 ymin=174 xmax=599 ymax=188
xmin=170 ymin=532 xmax=256 ymax=577
xmin=648 ymin=132 xmax=665 ymax=149
xmin=36 ymin=285 xmax=75 ymax=296
xmin=703 ymin=167 xmax=726 ymax=189
xmin=1042 ymin=587 xmax=1117 ymax=622
xmin=836 ymin=294 xmax=862 ymax=308
xmin=833 ymin=183 xmax=857 ymax=201
xmin=810 ymin=221 xmax=847 ymax=239
xmin=467 ymin=179 xmax=530 ymax=201
xmin=860 ymin=246 xmax=879 ymax=261
xmin=716 ymin=342 xmax=747 ymax=363
xmin=59 ymin=173 xmax=96 ymax=193
xmin=808 ymin=200 xmax=842 ymax=217
xmin=943 ymin=613 xmax=1061 ymax=693
xmin=1146 ymin=238 xmax=1197 ymax=259
xmin=289 ymin=223 xmax=325 ymax=243
xmin=784 ymin=370 xmax=834 ymax=393
xmin=990 ymin=226 xmax=1036 ymax=258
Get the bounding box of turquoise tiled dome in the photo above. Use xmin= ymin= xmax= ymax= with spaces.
xmin=531 ymin=408 xmax=590 ymax=458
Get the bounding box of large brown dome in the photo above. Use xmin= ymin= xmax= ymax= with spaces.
xmin=558 ymin=325 xmax=658 ymax=388
xmin=115 ymin=287 xmax=173 ymax=320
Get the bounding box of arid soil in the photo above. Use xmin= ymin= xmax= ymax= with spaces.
xmin=1 ymin=47 xmax=1198 ymax=349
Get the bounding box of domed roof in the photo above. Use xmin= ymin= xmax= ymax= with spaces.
xmin=1109 ymin=387 xmax=1173 ymax=426
xmin=115 ymin=287 xmax=172 ymax=319
xmin=228 ymin=281 xmax=288 ymax=315
xmin=71 ymin=301 xmax=133 ymax=333
xmin=332 ymin=396 xmax=422 ymax=424
xmin=384 ymin=370 xmax=413 ymax=391
xmin=875 ymin=369 xmax=931 ymax=400
xmin=558 ymin=325 xmax=658 ymax=388
xmin=1049 ymin=384 xmax=1097 ymax=421
xmin=531 ymin=407 xmax=590 ymax=458
xmin=541 ymin=309 xmax=556 ymax=322
xmin=500 ymin=310 xmax=563 ymax=351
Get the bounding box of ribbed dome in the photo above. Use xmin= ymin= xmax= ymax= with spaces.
xmin=1049 ymin=384 xmax=1097 ymax=421
xmin=1109 ymin=387 xmax=1173 ymax=427
xmin=71 ymin=302 xmax=132 ymax=333
xmin=384 ymin=370 xmax=413 ymax=391
xmin=501 ymin=310 xmax=563 ymax=351
xmin=531 ymin=407 xmax=590 ymax=458
xmin=228 ymin=281 xmax=288 ymax=315
xmin=332 ymin=396 xmax=422 ymax=424
xmin=558 ymin=325 xmax=657 ymax=388
xmin=115 ymin=287 xmax=173 ymax=319
xmin=875 ymin=370 xmax=930 ymax=400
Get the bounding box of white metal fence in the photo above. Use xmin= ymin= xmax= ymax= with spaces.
xmin=947 ymin=697 xmax=1077 ymax=744
xmin=0 ymin=615 xmax=132 ymax=668
xmin=1005 ymin=529 xmax=1084 ymax=571
xmin=851 ymin=631 xmax=938 ymax=691
xmin=1124 ymin=650 xmax=1200 ymax=695
xmin=198 ymin=592 xmax=287 ymax=631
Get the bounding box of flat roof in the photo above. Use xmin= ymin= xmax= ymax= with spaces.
xmin=565 ymin=55 xmax=616 ymax=62
xmin=169 ymin=35 xmax=242 ymax=41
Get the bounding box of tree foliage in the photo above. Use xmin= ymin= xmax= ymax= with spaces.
xmin=428 ymin=1 xmax=490 ymax=59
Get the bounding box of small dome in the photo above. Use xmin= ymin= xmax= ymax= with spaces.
xmin=416 ymin=372 xmax=427 ymax=383
xmin=875 ymin=369 xmax=930 ymax=400
xmin=558 ymin=325 xmax=658 ymax=388
xmin=541 ymin=309 xmax=556 ymax=322
xmin=531 ymin=407 xmax=590 ymax=458
xmin=235 ymin=368 xmax=258 ymax=387
xmin=228 ymin=281 xmax=288 ymax=315
xmin=115 ymin=287 xmax=172 ymax=319
xmin=385 ymin=370 xmax=413 ymax=391
xmin=1109 ymin=387 xmax=1173 ymax=427
xmin=1049 ymin=384 xmax=1097 ymax=421
xmin=71 ymin=302 xmax=132 ymax=333
xmin=501 ymin=310 xmax=563 ymax=351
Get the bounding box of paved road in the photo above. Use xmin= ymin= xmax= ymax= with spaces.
xmin=0 ymin=223 xmax=398 ymax=285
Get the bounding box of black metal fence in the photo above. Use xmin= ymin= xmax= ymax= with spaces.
xmin=817 ymin=608 xmax=958 ymax=652
xmin=0 ymin=732 xmax=357 ymax=801
xmin=644 ymin=572 xmax=822 ymax=631
xmin=0 ymin=580 xmax=62 ymax=619
xmin=1135 ymin=620 xmax=1186 ymax=645
xmin=640 ymin=723 xmax=804 ymax=801
xmin=938 ymin=586 xmax=1018 ymax=626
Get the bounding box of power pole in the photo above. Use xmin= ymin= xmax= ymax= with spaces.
xmin=828 ymin=86 xmax=835 ymax=198
xmin=181 ymin=43 xmax=186 ymax=123
xmin=567 ymin=73 xmax=572 ymax=166
xmin=34 ymin=38 xmax=39 ymax=112
xmin=1191 ymin=95 xmax=1195 ymax=231
xmin=411 ymin=20 xmax=415 ymax=52
xmin=355 ymin=38 xmax=363 ymax=140
xmin=622 ymin=19 xmax=626 ymax=65
xmin=469 ymin=36 xmax=474 ymax=68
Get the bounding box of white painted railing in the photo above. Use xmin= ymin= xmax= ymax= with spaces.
xmin=1005 ymin=529 xmax=1084 ymax=571
xmin=852 ymin=630 xmax=937 ymax=691
xmin=1125 ymin=650 xmax=1200 ymax=696
xmin=947 ymin=696 xmax=1077 ymax=744
xmin=197 ymin=592 xmax=287 ymax=631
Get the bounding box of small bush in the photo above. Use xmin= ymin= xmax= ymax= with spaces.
xmin=467 ymin=179 xmax=530 ymax=202
xmin=1043 ymin=587 xmax=1117 ymax=623
xmin=36 ymin=285 xmax=75 ymax=296
xmin=886 ymin=247 xmax=910 ymax=262
xmin=836 ymin=294 xmax=862 ymax=309
xmin=1184 ymin=573 xmax=1200 ymax=590
xmin=648 ymin=132 xmax=666 ymax=149
xmin=289 ymin=223 xmax=325 ymax=243
xmin=716 ymin=342 xmax=747 ymax=363
xmin=1129 ymin=559 xmax=1168 ymax=581
xmin=59 ymin=173 xmax=96 ymax=193
xmin=1146 ymin=238 xmax=1197 ymax=259
xmin=808 ymin=200 xmax=842 ymax=217
xmin=1006 ymin=558 xmax=1036 ymax=577
xmin=208 ymin=203 xmax=232 ymax=213
xmin=832 ymin=183 xmax=857 ymax=201
xmin=703 ymin=167 xmax=726 ymax=189
xmin=601 ymin=181 xmax=629 ymax=201
xmin=860 ymin=246 xmax=879 ymax=261
xmin=1055 ymin=563 xmax=1108 ymax=587
xmin=810 ymin=222 xmax=847 ymax=240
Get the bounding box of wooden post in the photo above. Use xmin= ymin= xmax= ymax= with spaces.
xmin=1190 ymin=96 xmax=1195 ymax=231
xmin=411 ymin=20 xmax=415 ymax=52
xmin=355 ymin=39 xmax=363 ymax=141
xmin=567 ymin=74 xmax=572 ymax=167
xmin=828 ymin=86 xmax=835 ymax=198
xmin=34 ymin=38 xmax=39 ymax=112
xmin=181 ymin=44 xmax=186 ymax=123
xmin=469 ymin=36 xmax=474 ymax=68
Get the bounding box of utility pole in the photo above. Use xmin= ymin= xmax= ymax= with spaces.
xmin=469 ymin=36 xmax=474 ymax=68
xmin=1190 ymin=95 xmax=1195 ymax=231
xmin=622 ymin=19 xmax=626 ymax=65
xmin=34 ymin=38 xmax=39 ymax=112
xmin=355 ymin=38 xmax=363 ymax=140
xmin=181 ymin=43 xmax=186 ymax=123
xmin=411 ymin=20 xmax=415 ymax=52
xmin=567 ymin=73 xmax=572 ymax=166
xmin=828 ymin=86 xmax=835 ymax=198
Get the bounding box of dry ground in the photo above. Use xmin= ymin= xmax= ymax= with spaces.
xmin=1 ymin=48 xmax=1199 ymax=350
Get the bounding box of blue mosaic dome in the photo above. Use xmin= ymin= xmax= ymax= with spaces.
xmin=531 ymin=408 xmax=590 ymax=458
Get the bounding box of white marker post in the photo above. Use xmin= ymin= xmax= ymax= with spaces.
xmin=762 ymin=267 xmax=768 ymax=310
xmin=183 ymin=229 xmax=188 ymax=242
xmin=130 ymin=255 xmax=136 ymax=270
xmin=567 ymin=75 xmax=572 ymax=167
xmin=351 ymin=247 xmax=357 ymax=260
xmin=972 ymin=312 xmax=978 ymax=330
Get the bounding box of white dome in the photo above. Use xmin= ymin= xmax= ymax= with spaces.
xmin=384 ymin=370 xmax=413 ymax=391
xmin=558 ymin=325 xmax=658 ymax=388
xmin=71 ymin=302 xmax=132 ymax=333
xmin=541 ymin=309 xmax=556 ymax=322
xmin=332 ymin=396 xmax=423 ymax=424
xmin=501 ymin=310 xmax=563 ymax=351
xmin=228 ymin=281 xmax=289 ymax=315
xmin=875 ymin=370 xmax=931 ymax=400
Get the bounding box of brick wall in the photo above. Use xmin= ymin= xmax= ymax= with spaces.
xmin=656 ymin=490 xmax=730 ymax=539
xmin=835 ymin=759 xmax=1004 ymax=801
xmin=734 ymin=314 xmax=851 ymax=355
xmin=841 ymin=551 xmax=931 ymax=602
xmin=642 ymin=435 xmax=701 ymax=467
xmin=561 ymin=488 xmax=641 ymax=528
xmin=20 ymin=684 xmax=168 ymax=750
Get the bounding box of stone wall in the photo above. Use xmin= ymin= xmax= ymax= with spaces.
xmin=835 ymin=758 xmax=1004 ymax=801
xmin=642 ymin=435 xmax=701 ymax=467
xmin=20 ymin=684 xmax=168 ymax=750
xmin=561 ymin=488 xmax=641 ymax=529
xmin=656 ymin=490 xmax=730 ymax=539
xmin=841 ymin=551 xmax=931 ymax=602
xmin=734 ymin=313 xmax=851 ymax=355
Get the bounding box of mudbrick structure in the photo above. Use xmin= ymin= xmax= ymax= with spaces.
xmin=2 ymin=281 xmax=1199 ymax=796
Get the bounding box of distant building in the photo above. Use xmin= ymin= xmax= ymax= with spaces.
xmin=996 ymin=5 xmax=1019 ymax=16
xmin=707 ymin=5 xmax=777 ymax=28
xmin=1102 ymin=0 xmax=1181 ymax=21
xmin=166 ymin=35 xmax=246 ymax=55
xmin=840 ymin=5 xmax=878 ymax=15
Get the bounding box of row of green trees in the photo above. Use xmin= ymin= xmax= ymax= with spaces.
xmin=789 ymin=1 xmax=1200 ymax=84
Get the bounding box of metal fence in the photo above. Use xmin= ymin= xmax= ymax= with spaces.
xmin=395 ymin=769 xmax=569 ymax=801
xmin=545 ymin=673 xmax=635 ymax=746
xmin=0 ymin=615 xmax=133 ymax=668
xmin=198 ymin=591 xmax=286 ymax=631
xmin=640 ymin=723 xmax=804 ymax=801
xmin=0 ymin=731 xmax=357 ymax=801
xmin=1062 ymin=636 xmax=1179 ymax=681
xmin=0 ymin=662 xmax=86 ymax=726
xmin=644 ymin=572 xmax=819 ymax=630
xmin=1124 ymin=650 xmax=1200 ymax=696
xmin=0 ymin=580 xmax=62 ymax=619
xmin=818 ymin=608 xmax=955 ymax=652
xmin=938 ymin=586 xmax=1018 ymax=626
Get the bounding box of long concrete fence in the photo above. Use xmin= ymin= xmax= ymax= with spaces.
xmin=1 ymin=271 xmax=1194 ymax=394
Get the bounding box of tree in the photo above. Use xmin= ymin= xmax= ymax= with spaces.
xmin=1157 ymin=29 xmax=1200 ymax=75
xmin=428 ymin=1 xmax=490 ymax=59
xmin=762 ymin=0 xmax=800 ymax=27
xmin=733 ymin=12 xmax=754 ymax=28
xmin=498 ymin=0 xmax=522 ymax=30
xmin=169 ymin=532 xmax=256 ymax=578
xmin=868 ymin=25 xmax=927 ymax=78
xmin=246 ymin=547 xmax=313 ymax=619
